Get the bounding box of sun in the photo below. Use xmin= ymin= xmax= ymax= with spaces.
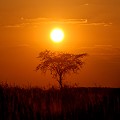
xmin=50 ymin=28 xmax=64 ymax=43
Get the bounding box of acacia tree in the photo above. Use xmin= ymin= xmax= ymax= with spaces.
xmin=36 ymin=50 xmax=87 ymax=89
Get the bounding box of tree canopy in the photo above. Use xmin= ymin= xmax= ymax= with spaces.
xmin=36 ymin=50 xmax=87 ymax=89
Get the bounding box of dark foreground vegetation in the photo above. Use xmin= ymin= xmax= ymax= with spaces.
xmin=0 ymin=84 xmax=120 ymax=120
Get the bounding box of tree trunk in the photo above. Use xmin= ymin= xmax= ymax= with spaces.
xmin=59 ymin=74 xmax=63 ymax=90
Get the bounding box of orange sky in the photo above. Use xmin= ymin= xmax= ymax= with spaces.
xmin=0 ymin=0 xmax=120 ymax=88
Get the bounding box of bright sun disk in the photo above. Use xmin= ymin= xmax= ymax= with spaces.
xmin=50 ymin=28 xmax=64 ymax=43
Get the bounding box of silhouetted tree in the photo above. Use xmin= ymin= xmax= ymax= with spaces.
xmin=36 ymin=50 xmax=87 ymax=89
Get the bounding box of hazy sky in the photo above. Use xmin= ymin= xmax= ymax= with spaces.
xmin=0 ymin=0 xmax=120 ymax=87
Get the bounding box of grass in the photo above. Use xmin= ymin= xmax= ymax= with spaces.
xmin=0 ymin=83 xmax=120 ymax=120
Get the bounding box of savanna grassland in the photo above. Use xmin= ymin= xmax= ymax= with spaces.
xmin=0 ymin=84 xmax=120 ymax=120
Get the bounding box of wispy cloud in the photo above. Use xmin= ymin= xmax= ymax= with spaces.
xmin=74 ymin=45 xmax=120 ymax=63
xmin=4 ymin=17 xmax=112 ymax=28
xmin=0 ymin=44 xmax=30 ymax=49
xmin=4 ymin=24 xmax=30 ymax=28
xmin=21 ymin=18 xmax=88 ymax=24
xmin=84 ymin=3 xmax=89 ymax=6
xmin=79 ymin=45 xmax=120 ymax=56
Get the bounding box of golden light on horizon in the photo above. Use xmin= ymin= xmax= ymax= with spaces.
xmin=50 ymin=28 xmax=64 ymax=43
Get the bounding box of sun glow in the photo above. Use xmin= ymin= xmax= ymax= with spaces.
xmin=50 ymin=28 xmax=64 ymax=43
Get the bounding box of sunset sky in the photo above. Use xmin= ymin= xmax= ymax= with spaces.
xmin=0 ymin=0 xmax=120 ymax=88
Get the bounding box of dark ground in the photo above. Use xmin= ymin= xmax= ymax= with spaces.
xmin=0 ymin=84 xmax=120 ymax=120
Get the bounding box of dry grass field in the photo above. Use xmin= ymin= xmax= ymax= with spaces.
xmin=0 ymin=84 xmax=120 ymax=120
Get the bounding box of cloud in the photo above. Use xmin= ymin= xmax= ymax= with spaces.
xmin=3 ymin=17 xmax=112 ymax=28
xmin=4 ymin=25 xmax=23 ymax=28
xmin=75 ymin=45 xmax=120 ymax=56
xmin=74 ymin=45 xmax=120 ymax=63
xmin=20 ymin=18 xmax=88 ymax=24
xmin=16 ymin=44 xmax=30 ymax=47
xmin=0 ymin=44 xmax=30 ymax=49
xmin=83 ymin=3 xmax=89 ymax=6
